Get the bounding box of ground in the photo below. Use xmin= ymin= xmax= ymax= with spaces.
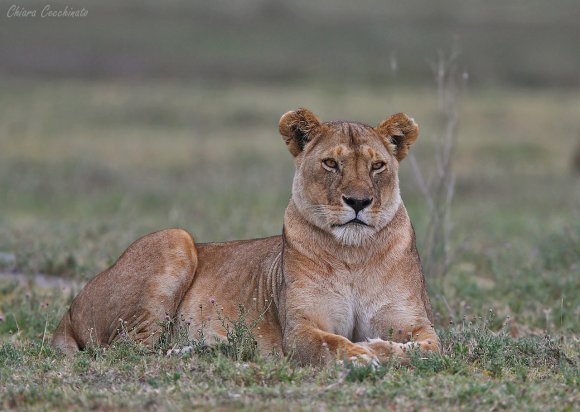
xmin=0 ymin=79 xmax=578 ymax=410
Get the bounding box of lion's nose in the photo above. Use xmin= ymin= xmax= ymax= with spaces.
xmin=342 ymin=196 xmax=373 ymax=213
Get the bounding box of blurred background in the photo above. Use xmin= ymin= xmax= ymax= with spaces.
xmin=0 ymin=0 xmax=578 ymax=331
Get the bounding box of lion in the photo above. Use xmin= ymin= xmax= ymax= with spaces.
xmin=52 ymin=108 xmax=440 ymax=365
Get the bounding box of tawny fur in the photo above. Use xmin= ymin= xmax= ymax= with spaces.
xmin=52 ymin=109 xmax=440 ymax=365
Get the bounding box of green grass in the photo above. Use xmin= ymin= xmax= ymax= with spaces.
xmin=0 ymin=300 xmax=577 ymax=410
xmin=0 ymin=78 xmax=579 ymax=410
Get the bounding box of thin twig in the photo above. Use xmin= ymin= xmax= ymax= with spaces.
xmin=412 ymin=49 xmax=464 ymax=278
xmin=409 ymin=153 xmax=434 ymax=211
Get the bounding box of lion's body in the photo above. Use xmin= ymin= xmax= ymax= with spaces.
xmin=53 ymin=109 xmax=440 ymax=364
xmin=179 ymin=235 xmax=284 ymax=355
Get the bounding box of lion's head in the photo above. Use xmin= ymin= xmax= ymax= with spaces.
xmin=279 ymin=108 xmax=418 ymax=247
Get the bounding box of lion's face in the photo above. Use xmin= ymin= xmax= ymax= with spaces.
xmin=279 ymin=109 xmax=418 ymax=246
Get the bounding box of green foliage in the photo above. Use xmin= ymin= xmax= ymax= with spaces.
xmin=215 ymin=304 xmax=261 ymax=362
xmin=0 ymin=343 xmax=23 ymax=367
xmin=410 ymin=311 xmax=574 ymax=379
xmin=345 ymin=362 xmax=389 ymax=383
xmin=153 ymin=304 xmax=264 ymax=363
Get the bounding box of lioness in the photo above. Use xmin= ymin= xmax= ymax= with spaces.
xmin=53 ymin=108 xmax=440 ymax=364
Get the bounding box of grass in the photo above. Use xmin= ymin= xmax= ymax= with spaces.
xmin=0 ymin=78 xmax=579 ymax=410
xmin=0 ymin=299 xmax=577 ymax=410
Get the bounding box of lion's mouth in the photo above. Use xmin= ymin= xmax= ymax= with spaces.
xmin=332 ymin=218 xmax=370 ymax=227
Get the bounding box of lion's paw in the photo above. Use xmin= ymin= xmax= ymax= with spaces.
xmin=348 ymin=353 xmax=380 ymax=368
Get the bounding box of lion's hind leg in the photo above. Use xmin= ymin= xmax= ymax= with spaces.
xmin=53 ymin=229 xmax=198 ymax=354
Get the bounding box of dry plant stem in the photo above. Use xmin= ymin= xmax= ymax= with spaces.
xmin=410 ymin=50 xmax=463 ymax=278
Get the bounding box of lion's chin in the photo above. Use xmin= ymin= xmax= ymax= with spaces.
xmin=330 ymin=223 xmax=376 ymax=247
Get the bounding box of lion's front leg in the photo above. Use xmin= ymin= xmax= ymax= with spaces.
xmin=357 ymin=338 xmax=409 ymax=363
xmin=364 ymin=302 xmax=441 ymax=361
xmin=407 ymin=323 xmax=441 ymax=353
xmin=283 ymin=321 xmax=377 ymax=365
xmin=356 ymin=327 xmax=439 ymax=364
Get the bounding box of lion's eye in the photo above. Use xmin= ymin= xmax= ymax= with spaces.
xmin=371 ymin=161 xmax=386 ymax=171
xmin=323 ymin=158 xmax=338 ymax=169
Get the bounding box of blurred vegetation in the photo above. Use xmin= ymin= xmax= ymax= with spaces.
xmin=1 ymin=0 xmax=579 ymax=87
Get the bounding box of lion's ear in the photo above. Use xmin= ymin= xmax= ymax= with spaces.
xmin=376 ymin=113 xmax=419 ymax=161
xmin=279 ymin=108 xmax=322 ymax=157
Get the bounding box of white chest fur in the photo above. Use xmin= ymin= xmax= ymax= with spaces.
xmin=323 ymin=266 xmax=397 ymax=342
